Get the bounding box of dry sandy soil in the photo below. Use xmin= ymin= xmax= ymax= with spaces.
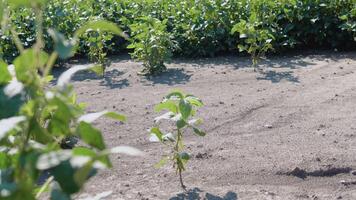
xmin=65 ymin=51 xmax=356 ymax=200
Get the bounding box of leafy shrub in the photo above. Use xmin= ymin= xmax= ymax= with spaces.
xmin=232 ymin=19 xmax=274 ymax=71
xmin=150 ymin=90 xmax=205 ymax=190
xmin=0 ymin=0 xmax=355 ymax=63
xmin=0 ymin=1 xmax=138 ymax=199
xmin=128 ymin=17 xmax=175 ymax=75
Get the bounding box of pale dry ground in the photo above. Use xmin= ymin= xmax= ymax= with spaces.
xmin=66 ymin=51 xmax=356 ymax=200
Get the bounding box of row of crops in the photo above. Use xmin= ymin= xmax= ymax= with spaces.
xmin=1 ymin=0 xmax=355 ymax=63
xmin=0 ymin=1 xmax=355 ymax=199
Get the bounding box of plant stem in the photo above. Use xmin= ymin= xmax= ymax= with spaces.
xmin=43 ymin=52 xmax=58 ymax=77
xmin=35 ymin=176 xmax=54 ymax=199
xmin=178 ymin=168 xmax=186 ymax=191
xmin=175 ymin=130 xmax=186 ymax=191
xmin=10 ymin=28 xmax=24 ymax=53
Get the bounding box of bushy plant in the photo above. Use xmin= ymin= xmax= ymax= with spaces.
xmin=0 ymin=1 xmax=139 ymax=200
xmin=231 ymin=19 xmax=274 ymax=71
xmin=128 ymin=17 xmax=175 ymax=75
xmin=84 ymin=31 xmax=115 ymax=76
xmin=0 ymin=0 xmax=355 ymax=61
xmin=149 ymin=90 xmax=206 ymax=190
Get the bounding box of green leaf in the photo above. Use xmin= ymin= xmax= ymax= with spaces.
xmin=74 ymin=161 xmax=94 ymax=188
xmin=166 ymin=91 xmax=184 ymax=100
xmin=179 ymin=152 xmax=190 ymax=161
xmin=72 ymin=147 xmax=96 ymax=157
xmin=185 ymin=95 xmax=203 ymax=107
xmin=154 ymin=157 xmax=169 ymax=168
xmin=14 ymin=49 xmax=48 ymax=84
xmin=105 ymin=112 xmax=126 ymax=122
xmin=50 ymin=160 xmax=81 ymax=194
xmin=76 ymin=122 xmax=106 ymax=150
xmin=74 ymin=20 xmax=127 ymax=39
xmin=154 ymin=100 xmax=177 ymax=113
xmin=179 ymin=100 xmax=191 ymax=120
xmin=150 ymin=127 xmax=163 ymax=142
xmin=0 ymin=61 xmax=11 ymax=85
xmin=193 ymin=127 xmax=206 ymax=136
xmin=176 ymin=119 xmax=187 ymax=129
xmin=48 ymin=29 xmax=75 ymax=59
xmin=29 ymin=118 xmax=53 ymax=144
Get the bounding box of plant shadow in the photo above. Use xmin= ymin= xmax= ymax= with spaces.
xmin=256 ymin=70 xmax=300 ymax=83
xmin=144 ymin=68 xmax=191 ymax=85
xmin=57 ymin=68 xmax=130 ymax=89
xmin=169 ymin=188 xmax=238 ymax=200
xmin=100 ymin=69 xmax=129 ymax=89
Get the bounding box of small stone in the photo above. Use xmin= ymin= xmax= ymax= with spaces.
xmin=351 ymin=170 xmax=356 ymax=175
xmin=265 ymin=124 xmax=273 ymax=129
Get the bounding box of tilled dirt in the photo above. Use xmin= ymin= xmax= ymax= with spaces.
xmin=66 ymin=51 xmax=356 ymax=200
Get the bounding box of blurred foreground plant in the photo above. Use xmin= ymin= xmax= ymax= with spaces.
xmin=0 ymin=1 xmax=140 ymax=200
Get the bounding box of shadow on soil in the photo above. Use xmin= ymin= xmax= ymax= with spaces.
xmin=280 ymin=166 xmax=353 ymax=179
xmin=100 ymin=69 xmax=129 ymax=89
xmin=144 ymin=68 xmax=191 ymax=85
xmin=257 ymin=70 xmax=300 ymax=83
xmin=64 ymin=69 xmax=129 ymax=89
xmin=170 ymin=188 xmax=238 ymax=200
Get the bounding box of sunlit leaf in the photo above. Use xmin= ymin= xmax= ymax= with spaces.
xmin=36 ymin=150 xmax=71 ymax=170
xmin=76 ymin=122 xmax=105 ymax=150
xmin=149 ymin=127 xmax=163 ymax=142
xmin=0 ymin=61 xmax=11 ymax=85
xmin=74 ymin=20 xmax=127 ymax=39
xmin=57 ymin=64 xmax=93 ymax=88
xmin=0 ymin=116 xmax=25 ymax=140
xmin=48 ymin=29 xmax=75 ymax=59
xmin=78 ymin=111 xmax=126 ymax=123
xmin=154 ymin=100 xmax=177 ymax=113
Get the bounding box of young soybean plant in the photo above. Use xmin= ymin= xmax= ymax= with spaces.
xmin=128 ymin=16 xmax=175 ymax=75
xmin=231 ymin=19 xmax=274 ymax=72
xmin=150 ymin=90 xmax=206 ymax=190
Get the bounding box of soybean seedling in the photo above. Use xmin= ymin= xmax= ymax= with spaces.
xmin=150 ymin=90 xmax=206 ymax=190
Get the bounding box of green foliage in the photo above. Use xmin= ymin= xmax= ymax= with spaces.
xmin=231 ymin=18 xmax=274 ymax=71
xmin=128 ymin=17 xmax=175 ymax=75
xmin=150 ymin=90 xmax=205 ymax=190
xmin=0 ymin=0 xmax=355 ymax=66
xmin=0 ymin=1 xmax=138 ymax=199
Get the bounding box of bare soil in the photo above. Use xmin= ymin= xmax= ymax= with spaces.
xmin=66 ymin=51 xmax=356 ymax=200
